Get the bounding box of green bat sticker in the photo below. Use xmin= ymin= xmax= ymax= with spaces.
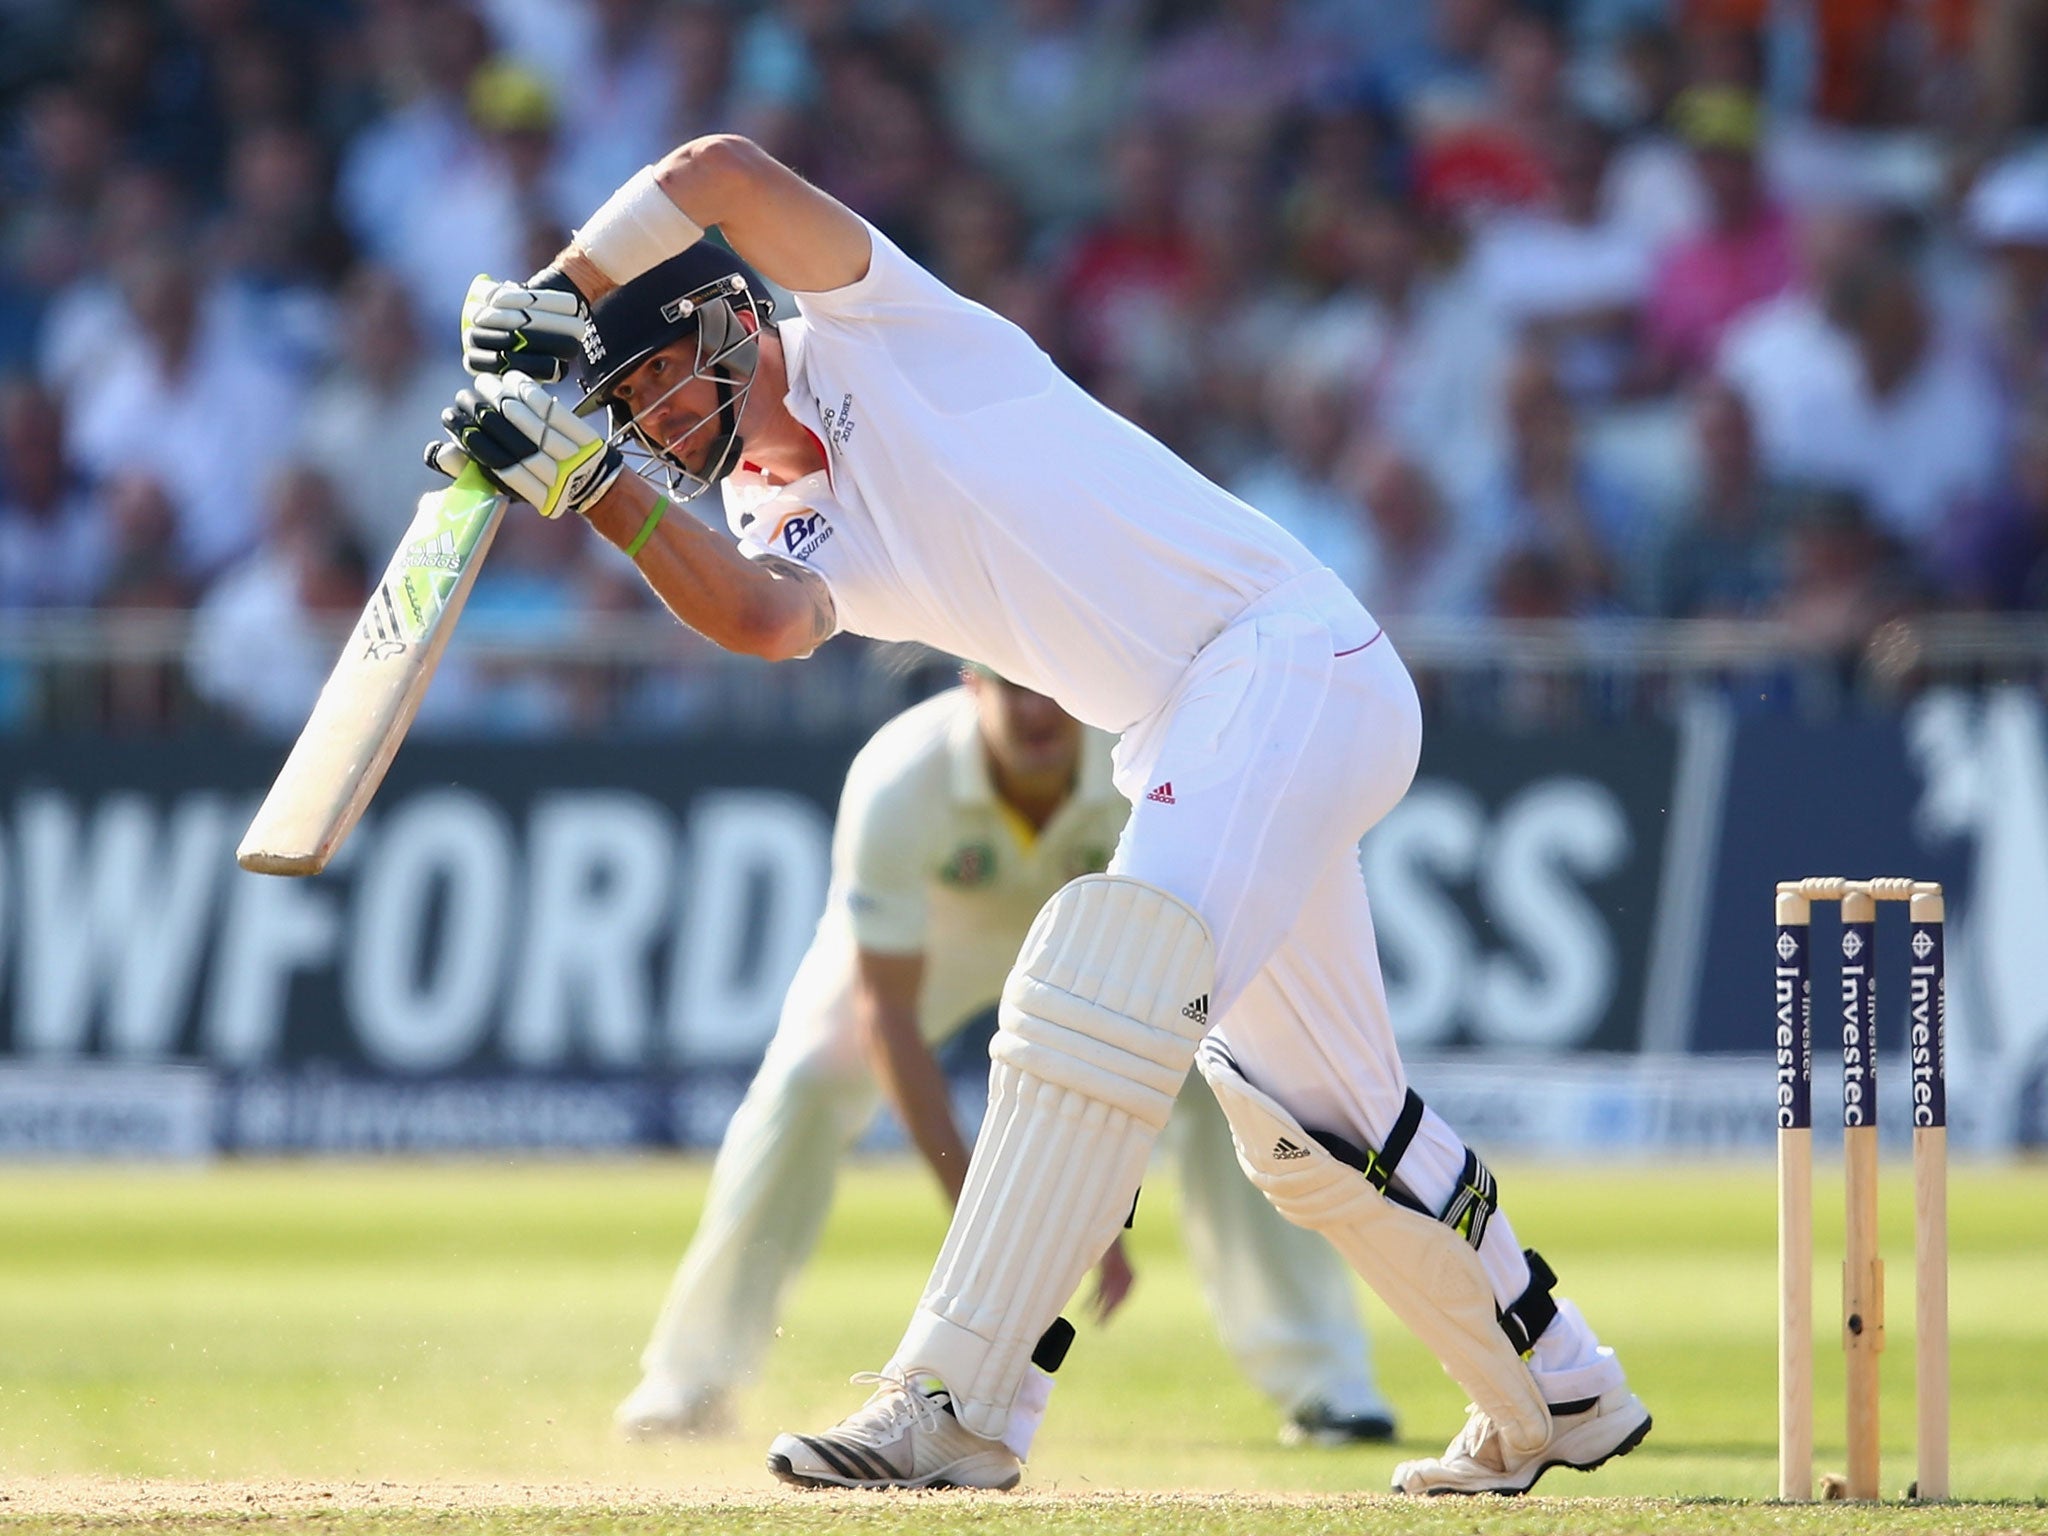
xmin=358 ymin=460 xmax=504 ymax=660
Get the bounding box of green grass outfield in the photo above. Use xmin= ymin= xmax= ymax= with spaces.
xmin=1 ymin=1158 xmax=2044 ymax=1535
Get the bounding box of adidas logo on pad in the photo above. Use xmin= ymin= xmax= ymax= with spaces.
xmin=1145 ymin=781 xmax=1176 ymax=804
xmin=1182 ymin=994 xmax=1208 ymax=1024
xmin=1273 ymin=1138 xmax=1310 ymax=1160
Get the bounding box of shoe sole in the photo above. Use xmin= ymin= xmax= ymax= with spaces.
xmin=1409 ymin=1411 xmax=1654 ymax=1497
xmin=766 ymin=1452 xmax=1021 ymax=1492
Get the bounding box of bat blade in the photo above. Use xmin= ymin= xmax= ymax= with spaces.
xmin=236 ymin=460 xmax=509 ymax=875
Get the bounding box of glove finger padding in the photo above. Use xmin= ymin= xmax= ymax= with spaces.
xmin=460 ymin=273 xmax=589 ymax=382
xmin=441 ymin=371 xmax=621 ymax=519
xmin=423 ymin=441 xmax=469 ymax=480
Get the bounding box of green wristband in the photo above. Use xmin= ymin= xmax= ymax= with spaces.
xmin=622 ymin=495 xmax=669 ymax=559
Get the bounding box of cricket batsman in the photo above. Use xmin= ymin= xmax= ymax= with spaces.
xmin=439 ymin=132 xmax=1653 ymax=1495
xmin=615 ymin=670 xmax=1399 ymax=1448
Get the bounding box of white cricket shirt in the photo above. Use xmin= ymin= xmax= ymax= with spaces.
xmin=723 ymin=222 xmax=1322 ymax=734
xmin=823 ymin=686 xmax=1127 ymax=1037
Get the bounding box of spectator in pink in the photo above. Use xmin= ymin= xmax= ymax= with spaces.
xmin=1642 ymin=88 xmax=1794 ymax=386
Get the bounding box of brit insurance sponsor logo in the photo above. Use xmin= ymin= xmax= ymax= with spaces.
xmin=771 ymin=508 xmax=834 ymax=561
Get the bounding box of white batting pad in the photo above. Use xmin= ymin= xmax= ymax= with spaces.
xmin=1197 ymin=1039 xmax=1553 ymax=1457
xmin=890 ymin=876 xmax=1214 ymax=1438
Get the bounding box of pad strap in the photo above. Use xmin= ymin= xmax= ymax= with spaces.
xmin=1500 ymin=1248 xmax=1560 ymax=1354
xmin=1442 ymin=1146 xmax=1500 ymax=1251
xmin=1032 ymin=1319 xmax=1075 ymax=1373
xmin=1310 ymin=1088 xmax=1500 ymax=1254
xmin=1309 ymin=1087 xmax=1426 ymax=1199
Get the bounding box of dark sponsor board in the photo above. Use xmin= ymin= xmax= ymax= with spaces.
xmin=3 ymin=694 xmax=2037 ymax=1152
xmin=0 ymin=727 xmax=1676 ymax=1085
xmin=1368 ymin=722 xmax=1675 ymax=1055
xmin=0 ymin=735 xmax=864 ymax=1075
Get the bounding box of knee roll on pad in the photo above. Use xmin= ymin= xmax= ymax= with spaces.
xmin=1195 ymin=1038 xmax=1552 ymax=1457
xmin=892 ymin=876 xmax=1214 ymax=1439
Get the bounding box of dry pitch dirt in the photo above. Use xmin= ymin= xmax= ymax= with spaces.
xmin=0 ymin=1483 xmax=656 ymax=1518
xmin=0 ymin=1482 xmax=847 ymax=1523
xmin=8 ymin=1482 xmax=2048 ymax=1536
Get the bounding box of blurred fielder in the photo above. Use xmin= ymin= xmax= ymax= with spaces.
xmin=615 ymin=673 xmax=1397 ymax=1448
xmin=442 ymin=131 xmax=1652 ymax=1495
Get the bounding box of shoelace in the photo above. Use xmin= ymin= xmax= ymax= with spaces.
xmin=846 ymin=1367 xmax=949 ymax=1436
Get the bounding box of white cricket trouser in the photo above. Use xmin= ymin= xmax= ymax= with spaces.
xmin=1107 ymin=568 xmax=1556 ymax=1323
xmin=639 ymin=931 xmax=1386 ymax=1416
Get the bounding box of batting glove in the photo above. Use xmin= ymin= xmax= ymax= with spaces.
xmin=440 ymin=371 xmax=622 ymax=519
xmin=460 ymin=270 xmax=589 ymax=383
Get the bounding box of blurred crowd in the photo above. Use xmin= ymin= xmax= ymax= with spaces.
xmin=2 ymin=0 xmax=2048 ymax=732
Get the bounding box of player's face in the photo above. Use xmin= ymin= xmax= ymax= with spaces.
xmin=969 ymin=672 xmax=1081 ymax=782
xmin=608 ymin=339 xmax=727 ymax=477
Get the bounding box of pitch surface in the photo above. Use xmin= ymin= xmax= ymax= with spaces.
xmin=2 ymin=1160 xmax=2043 ymax=1531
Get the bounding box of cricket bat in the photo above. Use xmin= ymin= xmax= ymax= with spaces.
xmin=236 ymin=458 xmax=509 ymax=876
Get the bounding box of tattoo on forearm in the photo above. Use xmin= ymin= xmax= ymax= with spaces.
xmin=758 ymin=553 xmax=838 ymax=647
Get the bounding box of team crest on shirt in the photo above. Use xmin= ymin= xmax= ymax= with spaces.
xmin=768 ymin=508 xmax=834 ymax=560
xmin=940 ymin=840 xmax=996 ymax=887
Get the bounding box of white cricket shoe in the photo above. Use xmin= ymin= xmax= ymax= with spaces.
xmin=1392 ymin=1386 xmax=1652 ymax=1496
xmin=766 ymin=1370 xmax=1022 ymax=1490
xmin=613 ymin=1375 xmax=738 ymax=1440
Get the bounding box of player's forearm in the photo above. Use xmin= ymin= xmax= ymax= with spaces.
xmin=863 ymin=1005 xmax=971 ymax=1205
xmin=586 ymin=475 xmax=821 ymax=659
xmin=555 ymin=136 xmax=870 ymax=302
